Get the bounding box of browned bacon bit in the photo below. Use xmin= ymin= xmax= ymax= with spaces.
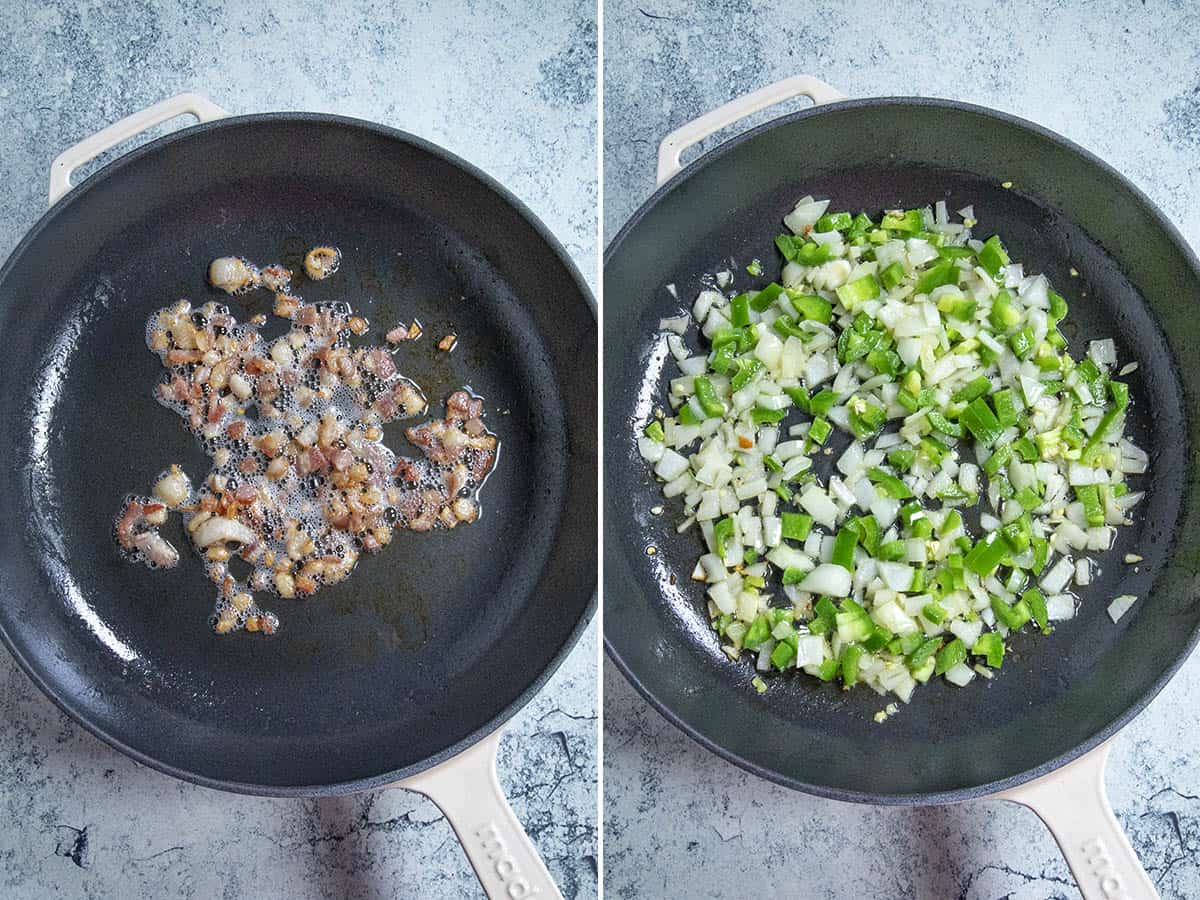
xmin=119 ymin=251 xmax=499 ymax=637
xmin=114 ymin=497 xmax=179 ymax=569
xmin=304 ymin=246 xmax=341 ymax=280
xmin=260 ymin=265 xmax=292 ymax=293
xmin=438 ymin=333 xmax=458 ymax=352
xmin=447 ymin=390 xmax=484 ymax=422
xmin=274 ymin=293 xmax=301 ymax=319
xmin=386 ymin=321 xmax=422 ymax=343
xmin=363 ymin=347 xmax=396 ymax=379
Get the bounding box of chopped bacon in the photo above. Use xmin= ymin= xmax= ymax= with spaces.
xmin=369 ymin=348 xmax=396 ymax=380
xmin=386 ymin=321 xmax=422 ymax=343
xmin=330 ymin=447 xmax=354 ymax=472
xmin=373 ymin=392 xmax=397 ymax=420
xmin=296 ymin=445 xmax=329 ymax=477
xmin=207 ymin=395 xmax=226 ymax=423
xmin=447 ymin=390 xmax=483 ymax=421
xmin=469 ymin=449 xmax=496 ymax=481
xmin=260 ymin=265 xmax=292 ymax=293
xmin=126 ymin=264 xmax=503 ymax=637
xmin=393 ymin=458 xmax=421 ymax=484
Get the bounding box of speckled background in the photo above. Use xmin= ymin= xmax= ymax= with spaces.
xmin=0 ymin=2 xmax=597 ymax=898
xmin=603 ymin=1 xmax=1200 ymax=898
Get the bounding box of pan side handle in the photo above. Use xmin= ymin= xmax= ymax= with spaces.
xmin=48 ymin=93 xmax=228 ymax=206
xmin=656 ymin=75 xmax=847 ymax=186
xmin=996 ymin=741 xmax=1159 ymax=900
xmin=396 ymin=728 xmax=563 ymax=900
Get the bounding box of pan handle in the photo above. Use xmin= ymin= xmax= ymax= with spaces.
xmin=656 ymin=75 xmax=847 ymax=185
xmin=396 ymin=728 xmax=563 ymax=900
xmin=48 ymin=92 xmax=228 ymax=206
xmin=995 ymin=740 xmax=1158 ymax=899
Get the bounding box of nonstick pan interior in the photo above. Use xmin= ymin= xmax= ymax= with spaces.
xmin=604 ymin=99 xmax=1200 ymax=802
xmin=0 ymin=116 xmax=596 ymax=795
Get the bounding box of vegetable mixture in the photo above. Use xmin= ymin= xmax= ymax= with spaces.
xmin=115 ymin=250 xmax=498 ymax=635
xmin=639 ymin=197 xmax=1147 ymax=705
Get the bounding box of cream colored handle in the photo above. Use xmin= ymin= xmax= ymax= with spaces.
xmin=656 ymin=75 xmax=847 ymax=185
xmin=48 ymin=92 xmax=228 ymax=205
xmin=397 ymin=729 xmax=562 ymax=900
xmin=996 ymin=741 xmax=1158 ymax=899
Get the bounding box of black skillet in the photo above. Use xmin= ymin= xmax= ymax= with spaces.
xmin=604 ymin=78 xmax=1200 ymax=898
xmin=0 ymin=95 xmax=595 ymax=899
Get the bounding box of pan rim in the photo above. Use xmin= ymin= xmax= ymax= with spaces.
xmin=0 ymin=110 xmax=597 ymax=797
xmin=603 ymin=94 xmax=1200 ymax=805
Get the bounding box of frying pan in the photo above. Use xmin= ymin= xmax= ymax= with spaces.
xmin=604 ymin=76 xmax=1200 ymax=898
xmin=0 ymin=94 xmax=596 ymax=899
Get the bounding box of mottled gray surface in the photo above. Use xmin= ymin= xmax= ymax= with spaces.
xmin=0 ymin=2 xmax=597 ymax=898
xmin=603 ymin=1 xmax=1200 ymax=897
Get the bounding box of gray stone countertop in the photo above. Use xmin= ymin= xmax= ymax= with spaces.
xmin=0 ymin=2 xmax=597 ymax=898
xmin=602 ymin=1 xmax=1200 ymax=897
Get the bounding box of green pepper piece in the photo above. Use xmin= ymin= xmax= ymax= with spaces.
xmin=964 ymin=531 xmax=1007 ymax=576
xmin=991 ymin=596 xmax=1032 ymax=630
xmin=992 ymin=388 xmax=1018 ymax=427
xmin=988 ymin=289 xmax=1021 ymax=332
xmin=743 ymin=614 xmax=772 ymax=649
xmin=729 ymin=293 xmax=751 ymax=328
xmin=713 ymin=516 xmax=735 ymax=560
xmin=961 ymin=397 xmax=1003 ymax=445
xmin=795 ymin=241 xmax=832 ymax=266
xmin=978 ymin=235 xmax=1010 ymax=277
xmin=952 ymin=376 xmax=992 ymax=404
xmin=781 ymin=512 xmax=813 ymax=542
xmin=928 ymin=409 xmax=964 ymax=438
xmin=730 ymin=358 xmax=764 ymax=392
xmin=831 ymin=527 xmax=859 ymax=571
xmin=935 ymin=638 xmax=967 ymax=676
xmin=1023 ymin=588 xmax=1050 ymax=632
xmin=693 ymin=376 xmax=726 ymax=418
xmin=809 ymin=417 xmax=832 ymax=445
xmin=881 ymin=209 xmax=922 ymax=233
xmin=1076 ymin=484 xmax=1106 ymax=527
xmin=907 ymin=636 xmax=943 ymax=670
xmin=809 ymin=389 xmax=839 ymax=416
xmin=879 ymin=261 xmax=906 ymax=290
xmin=867 ymin=467 xmax=913 ymax=499
xmin=914 ymin=259 xmax=959 ymax=296
xmin=816 ymin=211 xmax=853 ymax=232
xmin=972 ymin=632 xmax=1005 ymax=667
xmin=886 ymin=447 xmax=916 ymax=471
xmin=787 ymin=291 xmax=833 ymax=324
xmin=835 ymin=275 xmax=881 ymax=309
xmin=840 ymin=644 xmax=863 ymax=686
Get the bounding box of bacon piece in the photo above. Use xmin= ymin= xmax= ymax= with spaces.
xmin=447 ymin=390 xmax=483 ymax=421
xmin=368 ymin=348 xmax=397 ymax=380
